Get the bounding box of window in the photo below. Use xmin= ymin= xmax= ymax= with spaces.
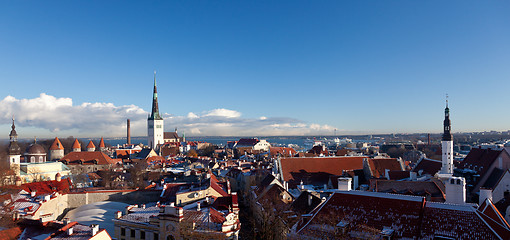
xmin=121 ymin=228 xmax=125 ymax=236
xmin=140 ymin=231 xmax=145 ymax=239
xmin=131 ymin=229 xmax=135 ymax=237
xmin=154 ymin=233 xmax=159 ymax=240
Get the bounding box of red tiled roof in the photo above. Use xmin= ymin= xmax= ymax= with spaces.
xmin=61 ymin=151 xmax=120 ymax=165
xmin=478 ymin=198 xmax=510 ymax=236
xmin=269 ymin=147 xmax=297 ymax=157
xmin=99 ymin=137 xmax=105 ymax=148
xmin=0 ymin=227 xmax=21 ymax=240
xmin=49 ymin=137 xmax=64 ymax=150
xmin=298 ymin=191 xmax=424 ymax=238
xmin=370 ymin=179 xmax=445 ymax=201
xmin=367 ymin=158 xmax=402 ymax=178
xmin=279 ymin=156 xmax=365 ymax=183
xmin=298 ymin=191 xmax=509 ymax=239
xmin=412 ymin=158 xmax=442 ymax=175
xmin=458 ymin=148 xmax=503 ymax=178
xmin=210 ymin=174 xmax=229 ymax=197
xmin=86 ymin=140 xmax=95 ymax=149
xmin=72 ymin=139 xmax=81 ymax=149
xmin=387 ymin=170 xmax=410 ymax=180
xmin=20 ymin=178 xmax=72 ymax=196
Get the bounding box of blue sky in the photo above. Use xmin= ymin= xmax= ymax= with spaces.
xmin=1 ymin=1 xmax=509 ymax=137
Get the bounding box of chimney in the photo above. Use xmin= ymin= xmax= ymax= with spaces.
xmin=31 ymin=191 xmax=36 ymax=197
xmin=90 ymin=224 xmax=99 ymax=236
xmin=308 ymin=194 xmax=313 ymax=206
xmin=63 ymin=218 xmax=70 ymax=225
xmin=410 ymin=171 xmax=417 ymax=181
xmin=338 ymin=177 xmax=352 ymax=191
xmin=15 ymin=177 xmax=21 ymax=186
xmin=67 ymin=227 xmax=74 ymax=236
xmin=127 ymin=119 xmax=131 ymax=145
xmin=385 ymin=169 xmax=390 ymax=180
xmin=479 ymin=188 xmax=493 ymax=205
xmin=197 ymin=202 xmax=201 ymax=211
xmin=115 ymin=211 xmax=122 ymax=219
xmin=445 ymin=177 xmax=466 ymax=204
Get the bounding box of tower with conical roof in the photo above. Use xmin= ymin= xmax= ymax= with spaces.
xmin=49 ymin=137 xmax=65 ymax=161
xmin=148 ymin=71 xmax=164 ymax=149
xmin=7 ymin=116 xmax=21 ymax=168
xmin=72 ymin=139 xmax=82 ymax=152
xmin=86 ymin=140 xmax=96 ymax=152
xmin=439 ymin=98 xmax=454 ymax=176
xmin=99 ymin=137 xmax=106 ymax=152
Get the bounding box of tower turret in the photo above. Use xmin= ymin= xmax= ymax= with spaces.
xmin=99 ymin=137 xmax=106 ymax=152
xmin=86 ymin=140 xmax=96 ymax=152
xmin=49 ymin=137 xmax=65 ymax=161
xmin=439 ymin=98 xmax=454 ymax=176
xmin=72 ymin=139 xmax=82 ymax=152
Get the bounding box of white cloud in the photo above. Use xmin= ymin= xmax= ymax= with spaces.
xmin=0 ymin=94 xmax=338 ymax=137
xmin=203 ymin=108 xmax=241 ymax=118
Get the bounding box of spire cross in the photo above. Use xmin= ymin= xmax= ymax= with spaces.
xmin=446 ymin=94 xmax=449 ymax=107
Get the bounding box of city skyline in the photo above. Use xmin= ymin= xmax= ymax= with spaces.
xmin=1 ymin=1 xmax=509 ymax=137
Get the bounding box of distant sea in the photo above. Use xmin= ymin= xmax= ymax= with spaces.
xmin=102 ymin=136 xmax=312 ymax=148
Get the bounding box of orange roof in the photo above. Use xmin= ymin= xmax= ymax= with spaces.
xmin=99 ymin=137 xmax=105 ymax=148
xmin=72 ymin=139 xmax=81 ymax=149
xmin=49 ymin=137 xmax=64 ymax=150
xmin=20 ymin=178 xmax=72 ymax=195
xmin=279 ymin=156 xmax=365 ymax=183
xmin=0 ymin=227 xmax=21 ymax=240
xmin=86 ymin=140 xmax=95 ymax=149
xmin=367 ymin=158 xmax=402 ymax=178
xmin=61 ymin=151 xmax=121 ymax=165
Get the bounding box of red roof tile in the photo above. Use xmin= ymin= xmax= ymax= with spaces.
xmin=0 ymin=227 xmax=21 ymax=240
xmin=412 ymin=158 xmax=442 ymax=175
xmin=99 ymin=137 xmax=105 ymax=148
xmin=49 ymin=137 xmax=64 ymax=150
xmin=72 ymin=139 xmax=81 ymax=149
xmin=61 ymin=151 xmax=120 ymax=165
xmin=20 ymin=178 xmax=72 ymax=196
xmin=367 ymin=158 xmax=402 ymax=178
xmin=86 ymin=140 xmax=95 ymax=149
xmin=279 ymin=156 xmax=365 ymax=184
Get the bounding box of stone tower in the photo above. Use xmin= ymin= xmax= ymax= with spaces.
xmin=86 ymin=140 xmax=96 ymax=152
xmin=99 ymin=137 xmax=106 ymax=152
xmin=72 ymin=139 xmax=81 ymax=152
xmin=7 ymin=117 xmax=21 ymax=169
xmin=148 ymin=71 xmax=164 ymax=150
xmin=49 ymin=137 xmax=65 ymax=161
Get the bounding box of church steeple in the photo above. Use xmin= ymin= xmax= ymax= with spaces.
xmin=149 ymin=71 xmax=163 ymax=120
xmin=8 ymin=116 xmax=21 ymax=157
xmin=442 ymin=98 xmax=452 ymax=141
xmin=9 ymin=116 xmax=18 ymax=142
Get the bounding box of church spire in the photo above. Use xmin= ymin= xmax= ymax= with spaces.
xmin=442 ymin=96 xmax=452 ymax=141
xmin=149 ymin=71 xmax=163 ymax=120
xmin=9 ymin=115 xmax=17 ymax=141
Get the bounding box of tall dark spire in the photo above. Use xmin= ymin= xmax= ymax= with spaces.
xmin=149 ymin=71 xmax=163 ymax=120
xmin=9 ymin=116 xmax=17 ymax=140
xmin=8 ymin=116 xmax=20 ymax=155
xmin=442 ymin=98 xmax=452 ymax=141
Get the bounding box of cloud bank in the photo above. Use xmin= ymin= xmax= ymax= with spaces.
xmin=0 ymin=94 xmax=336 ymax=137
